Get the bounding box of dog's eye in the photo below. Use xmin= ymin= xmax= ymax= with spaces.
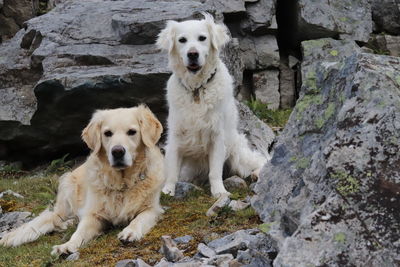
xmin=198 ymin=35 xmax=206 ymax=41
xmin=178 ymin=37 xmax=187 ymax=43
xmin=104 ymin=130 xmax=113 ymax=137
xmin=127 ymin=129 xmax=137 ymax=136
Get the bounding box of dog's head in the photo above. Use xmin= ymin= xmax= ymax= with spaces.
xmin=156 ymin=13 xmax=230 ymax=74
xmin=82 ymin=105 xmax=162 ymax=170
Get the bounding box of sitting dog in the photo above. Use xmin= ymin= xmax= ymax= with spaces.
xmin=0 ymin=106 xmax=164 ymax=255
xmin=157 ymin=13 xmax=268 ymax=198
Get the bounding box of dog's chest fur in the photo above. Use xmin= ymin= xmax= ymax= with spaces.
xmin=167 ymin=64 xmax=233 ymax=157
xmin=88 ymin=169 xmax=153 ymax=225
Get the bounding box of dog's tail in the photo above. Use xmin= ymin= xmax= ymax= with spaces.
xmin=228 ymin=133 xmax=269 ymax=178
xmin=0 ymin=173 xmax=75 ymax=247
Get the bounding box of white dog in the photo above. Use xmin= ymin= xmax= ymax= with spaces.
xmin=0 ymin=106 xmax=164 ymax=255
xmin=157 ymin=13 xmax=268 ymax=197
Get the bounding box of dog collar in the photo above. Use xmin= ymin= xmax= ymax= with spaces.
xmin=180 ymin=68 xmax=217 ymax=103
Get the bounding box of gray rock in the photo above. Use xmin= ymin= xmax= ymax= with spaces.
xmin=161 ymin=235 xmax=184 ymax=263
xmin=197 ymin=243 xmax=216 ymax=258
xmin=174 ymin=182 xmax=203 ymax=199
xmin=221 ymin=38 xmax=243 ymax=93
xmin=296 ymin=0 xmax=373 ymax=42
xmin=228 ymin=200 xmax=250 ymax=211
xmin=252 ymin=38 xmax=400 ymax=266
xmin=241 ymin=0 xmax=276 ymax=35
xmin=206 ymin=194 xmax=231 ymax=217
xmin=279 ymin=62 xmax=296 ymax=109
xmin=239 ymin=36 xmax=279 ymax=70
xmin=207 ymin=229 xmax=277 ymax=263
xmin=0 ymin=211 xmax=32 ymax=239
xmin=223 ymin=176 xmax=247 ymax=191
xmin=174 ymin=235 xmax=193 ymax=244
xmin=66 ymin=252 xmax=80 ymax=261
xmin=375 ymin=35 xmax=400 ymax=57
xmin=116 ymin=259 xmax=136 ymax=267
xmin=236 ymin=101 xmax=275 ymax=160
xmin=208 ymin=0 xmax=246 ymax=16
xmin=115 ymin=259 xmax=150 ymax=267
xmin=253 ymin=69 xmax=280 ymax=110
xmin=371 ymin=0 xmax=400 ymax=35
xmin=206 ymin=254 xmax=234 ymax=266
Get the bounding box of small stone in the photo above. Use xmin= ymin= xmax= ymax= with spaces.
xmin=0 ymin=211 xmax=32 ymax=239
xmin=207 ymin=254 xmax=234 ymax=266
xmin=115 ymin=259 xmax=136 ymax=267
xmin=174 ymin=182 xmax=203 ymax=199
xmin=197 ymin=243 xmax=216 ymax=258
xmin=160 ymin=235 xmax=184 ymax=262
xmin=206 ymin=194 xmax=231 ymax=217
xmin=228 ymin=200 xmax=250 ymax=211
xmin=174 ymin=235 xmax=193 ymax=244
xmin=229 ymin=259 xmax=243 ymax=267
xmin=223 ymin=176 xmax=248 ymax=191
xmin=288 ymin=55 xmax=300 ymax=69
xmin=66 ymin=252 xmax=80 ymax=261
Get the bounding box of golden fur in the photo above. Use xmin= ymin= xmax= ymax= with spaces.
xmin=0 ymin=106 xmax=165 ymax=255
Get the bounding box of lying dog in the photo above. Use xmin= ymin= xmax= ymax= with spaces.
xmin=157 ymin=13 xmax=268 ymax=198
xmin=0 ymin=106 xmax=164 ymax=255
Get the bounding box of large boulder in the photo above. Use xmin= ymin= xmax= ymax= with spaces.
xmin=295 ymin=0 xmax=373 ymax=43
xmin=252 ymin=38 xmax=400 ymax=266
xmin=371 ymin=0 xmax=400 ymax=35
xmin=0 ymin=0 xmax=256 ymax=163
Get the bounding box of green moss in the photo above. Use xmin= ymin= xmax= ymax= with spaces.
xmin=315 ymin=103 xmax=336 ymax=129
xmin=259 ymin=222 xmax=275 ymax=233
xmin=305 ymin=71 xmax=318 ymax=91
xmin=302 ymin=39 xmax=330 ymax=56
xmin=331 ymin=170 xmax=360 ymax=196
xmin=296 ymin=157 xmax=310 ymax=169
xmin=246 ymin=99 xmax=293 ymax=130
xmin=396 ymin=75 xmax=400 ymax=86
xmin=330 ymin=50 xmax=338 ymax=56
xmin=295 ymin=95 xmax=323 ymax=120
xmin=333 ymin=232 xmax=346 ymax=243
xmin=339 ymin=17 xmax=348 ymax=22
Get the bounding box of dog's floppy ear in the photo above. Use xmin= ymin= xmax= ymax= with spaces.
xmin=156 ymin=20 xmax=178 ymax=53
xmin=203 ymin=13 xmax=230 ymax=51
xmin=82 ymin=110 xmax=103 ymax=154
xmin=137 ymin=105 xmax=163 ymax=148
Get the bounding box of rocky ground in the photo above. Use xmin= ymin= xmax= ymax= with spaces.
xmin=0 ymin=0 xmax=399 ymax=266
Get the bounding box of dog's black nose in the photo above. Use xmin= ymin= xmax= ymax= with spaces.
xmin=111 ymin=145 xmax=125 ymax=159
xmin=187 ymin=51 xmax=199 ymax=60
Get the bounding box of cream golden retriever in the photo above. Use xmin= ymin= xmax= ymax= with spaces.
xmin=157 ymin=13 xmax=269 ymax=198
xmin=0 ymin=106 xmax=164 ymax=255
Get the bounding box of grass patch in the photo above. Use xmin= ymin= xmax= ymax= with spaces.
xmin=246 ymin=99 xmax=292 ymax=131
xmin=0 ymin=164 xmax=259 ymax=266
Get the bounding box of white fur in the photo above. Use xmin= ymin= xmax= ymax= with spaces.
xmin=157 ymin=13 xmax=268 ymax=197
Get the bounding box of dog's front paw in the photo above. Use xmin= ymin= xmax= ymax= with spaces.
xmin=118 ymin=227 xmax=143 ymax=243
xmin=162 ymin=183 xmax=176 ymax=196
xmin=51 ymin=242 xmax=78 ymax=256
xmin=210 ymin=187 xmax=231 ymax=198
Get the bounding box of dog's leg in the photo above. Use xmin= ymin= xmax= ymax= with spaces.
xmin=163 ymin=140 xmax=182 ymax=196
xmin=0 ymin=173 xmax=75 ymax=247
xmin=209 ymin=134 xmax=229 ymax=198
xmin=118 ymin=207 xmax=163 ymax=242
xmin=51 ymin=214 xmax=102 ymax=255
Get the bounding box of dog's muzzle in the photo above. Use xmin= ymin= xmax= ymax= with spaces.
xmin=111 ymin=145 xmax=127 ymax=168
xmin=187 ymin=51 xmax=201 ymax=72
